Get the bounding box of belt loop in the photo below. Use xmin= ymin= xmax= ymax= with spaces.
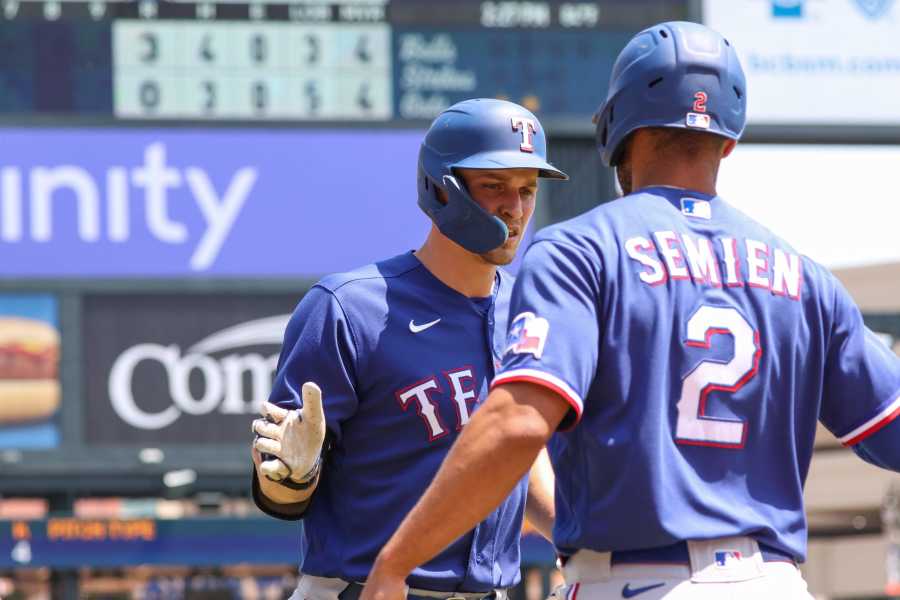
xmin=295 ymin=575 xmax=355 ymax=600
xmin=561 ymin=549 xmax=612 ymax=585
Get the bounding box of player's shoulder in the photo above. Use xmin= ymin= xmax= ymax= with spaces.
xmin=716 ymin=196 xmax=844 ymax=302
xmin=294 ymin=252 xmax=425 ymax=323
xmin=531 ymin=196 xmax=631 ymax=256
xmin=315 ymin=252 xmax=422 ymax=296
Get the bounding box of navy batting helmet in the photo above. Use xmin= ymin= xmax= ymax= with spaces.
xmin=418 ymin=98 xmax=568 ymax=254
xmin=593 ymin=21 xmax=747 ymax=167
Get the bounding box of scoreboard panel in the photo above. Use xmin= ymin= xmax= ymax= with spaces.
xmin=113 ymin=21 xmax=392 ymax=118
xmin=0 ymin=0 xmax=688 ymax=123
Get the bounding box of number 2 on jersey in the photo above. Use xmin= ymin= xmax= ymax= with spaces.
xmin=676 ymin=305 xmax=761 ymax=448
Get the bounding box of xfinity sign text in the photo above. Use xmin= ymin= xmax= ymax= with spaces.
xmin=0 ymin=129 xmax=424 ymax=277
xmin=2 ymin=143 xmax=256 ymax=271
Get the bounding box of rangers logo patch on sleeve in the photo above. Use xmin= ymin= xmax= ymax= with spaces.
xmin=505 ymin=311 xmax=549 ymax=359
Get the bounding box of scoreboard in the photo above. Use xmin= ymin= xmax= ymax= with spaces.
xmin=0 ymin=0 xmax=687 ymax=122
xmin=114 ymin=20 xmax=393 ymax=119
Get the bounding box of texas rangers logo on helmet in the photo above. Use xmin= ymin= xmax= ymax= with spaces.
xmin=511 ymin=117 xmax=536 ymax=153
xmin=505 ymin=311 xmax=549 ymax=359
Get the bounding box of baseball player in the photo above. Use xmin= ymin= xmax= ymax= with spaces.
xmin=250 ymin=98 xmax=567 ymax=600
xmin=361 ymin=22 xmax=900 ymax=600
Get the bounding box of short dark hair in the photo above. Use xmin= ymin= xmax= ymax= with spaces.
xmin=645 ymin=127 xmax=727 ymax=160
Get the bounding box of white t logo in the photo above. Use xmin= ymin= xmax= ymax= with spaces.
xmin=511 ymin=117 xmax=536 ymax=153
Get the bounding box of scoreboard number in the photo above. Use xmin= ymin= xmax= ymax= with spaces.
xmin=199 ymin=34 xmax=215 ymax=63
xmin=250 ymin=34 xmax=267 ymax=63
xmin=139 ymin=32 xmax=158 ymax=63
xmin=202 ymin=81 xmax=215 ymax=113
xmin=304 ymin=34 xmax=320 ymax=65
xmin=252 ymin=81 xmax=267 ymax=112
xmin=139 ymin=80 xmax=160 ymax=111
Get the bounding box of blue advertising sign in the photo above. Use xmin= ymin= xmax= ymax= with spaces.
xmin=0 ymin=129 xmax=427 ymax=277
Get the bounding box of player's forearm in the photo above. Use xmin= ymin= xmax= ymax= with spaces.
xmin=372 ymin=383 xmax=566 ymax=578
xmin=256 ymin=465 xmax=318 ymax=504
xmin=525 ymin=447 xmax=556 ymax=542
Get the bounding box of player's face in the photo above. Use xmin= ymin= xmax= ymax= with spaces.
xmin=457 ymin=168 xmax=539 ymax=266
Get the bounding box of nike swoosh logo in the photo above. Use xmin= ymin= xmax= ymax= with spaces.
xmin=621 ymin=582 xmax=665 ymax=598
xmin=409 ymin=318 xmax=441 ymax=333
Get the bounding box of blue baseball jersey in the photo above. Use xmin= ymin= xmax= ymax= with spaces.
xmin=494 ymin=186 xmax=900 ymax=560
xmin=270 ymin=252 xmax=526 ymax=591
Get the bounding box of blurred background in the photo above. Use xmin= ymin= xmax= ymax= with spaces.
xmin=0 ymin=0 xmax=898 ymax=597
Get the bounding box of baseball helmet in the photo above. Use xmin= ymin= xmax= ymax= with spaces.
xmin=593 ymin=21 xmax=747 ymax=167
xmin=418 ymin=98 xmax=568 ymax=254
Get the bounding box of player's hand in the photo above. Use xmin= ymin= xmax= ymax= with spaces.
xmin=252 ymin=381 xmax=326 ymax=483
xmin=360 ymin=564 xmax=407 ymax=600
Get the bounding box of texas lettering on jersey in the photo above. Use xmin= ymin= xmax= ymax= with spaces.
xmin=624 ymin=231 xmax=803 ymax=299
xmin=396 ymin=366 xmax=480 ymax=440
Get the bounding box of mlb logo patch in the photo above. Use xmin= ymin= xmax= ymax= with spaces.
xmin=686 ymin=112 xmax=711 ymax=129
xmin=714 ymin=550 xmax=743 ymax=568
xmin=681 ymin=198 xmax=711 ymax=219
xmin=505 ymin=312 xmax=549 ymax=359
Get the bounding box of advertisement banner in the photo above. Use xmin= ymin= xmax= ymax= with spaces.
xmin=83 ymin=293 xmax=299 ymax=445
xmin=704 ymin=0 xmax=900 ymax=125
xmin=0 ymin=295 xmax=60 ymax=450
xmin=0 ymin=129 xmax=426 ymax=277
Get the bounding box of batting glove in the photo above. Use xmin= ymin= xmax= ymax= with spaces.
xmin=252 ymin=381 xmax=326 ymax=485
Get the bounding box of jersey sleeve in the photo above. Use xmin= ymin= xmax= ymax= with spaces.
xmin=820 ymin=279 xmax=900 ymax=446
xmin=269 ymin=285 xmax=360 ymax=441
xmin=492 ymin=239 xmax=601 ymax=430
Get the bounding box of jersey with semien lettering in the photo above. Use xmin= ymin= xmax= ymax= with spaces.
xmin=494 ymin=186 xmax=900 ymax=561
xmin=270 ymin=251 xmax=526 ymax=591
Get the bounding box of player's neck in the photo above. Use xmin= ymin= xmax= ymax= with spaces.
xmin=415 ymin=230 xmax=497 ymax=298
xmin=632 ymin=161 xmax=720 ymax=197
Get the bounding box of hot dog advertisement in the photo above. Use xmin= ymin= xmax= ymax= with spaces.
xmin=0 ymin=295 xmax=61 ymax=449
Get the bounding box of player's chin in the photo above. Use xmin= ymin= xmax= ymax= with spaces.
xmin=480 ymin=241 xmax=520 ymax=266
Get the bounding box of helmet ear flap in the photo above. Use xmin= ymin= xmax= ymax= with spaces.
xmin=434 ymin=174 xmax=508 ymax=254
xmin=594 ymin=102 xmax=612 ymax=156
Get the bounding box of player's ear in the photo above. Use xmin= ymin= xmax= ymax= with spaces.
xmin=721 ymin=139 xmax=737 ymax=159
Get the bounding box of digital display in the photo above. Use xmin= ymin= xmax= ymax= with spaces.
xmin=0 ymin=517 xmax=554 ymax=567
xmin=113 ymin=21 xmax=393 ymax=119
xmin=0 ymin=0 xmax=687 ymax=123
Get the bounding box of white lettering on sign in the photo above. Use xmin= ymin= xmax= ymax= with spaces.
xmin=0 ymin=143 xmax=258 ymax=271
xmin=108 ymin=315 xmax=289 ymax=430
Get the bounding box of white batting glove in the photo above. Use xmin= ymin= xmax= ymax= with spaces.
xmin=252 ymin=382 xmax=326 ymax=484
